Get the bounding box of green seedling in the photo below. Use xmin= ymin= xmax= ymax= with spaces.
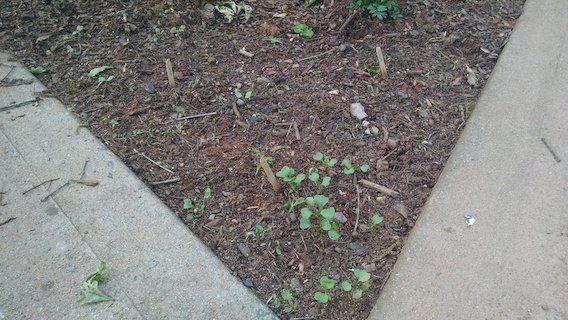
xmin=235 ymin=90 xmax=252 ymax=99
xmin=313 ymin=152 xmax=337 ymax=168
xmin=215 ymin=1 xmax=253 ymax=23
xmin=183 ymin=187 xmax=212 ymax=217
xmin=132 ymin=129 xmax=143 ymax=136
xmin=292 ymin=21 xmax=314 ymax=38
xmin=72 ymin=25 xmax=84 ymax=36
xmin=148 ymin=27 xmax=162 ymax=43
xmin=78 ymin=261 xmax=114 ymax=305
xmin=348 ymin=0 xmax=402 ymax=21
xmin=170 ymin=25 xmax=186 ymax=35
xmin=29 ymin=66 xmax=45 ymax=75
xmin=108 ymin=119 xmax=119 ymax=128
xmin=359 ymin=214 xmax=384 ymax=231
xmin=284 ymin=195 xmax=305 ymax=211
xmin=221 ymin=225 xmax=235 ymax=233
xmin=270 ymin=293 xmax=281 ymax=308
xmin=252 ymin=224 xmax=264 ymax=241
xmin=365 ymin=64 xmax=382 ymax=75
xmin=300 ymin=195 xmax=340 ymax=240
xmin=88 ymin=66 xmax=112 ymax=78
xmin=341 ymin=268 xmax=371 ymax=299
xmin=341 ymin=158 xmax=369 ymax=175
xmin=306 ymin=0 xmax=317 ymax=6
xmin=314 ymin=276 xmax=335 ymax=303
xmin=308 ymin=167 xmax=331 ymax=193
xmin=274 ymin=240 xmax=282 ymax=255
xmin=281 ymin=289 xmax=294 ymax=313
xmin=276 ymin=166 xmax=305 ymax=191
xmin=175 ymin=105 xmax=187 ymax=114
xmin=98 ymin=75 xmax=114 ymax=83
xmin=369 ymin=85 xmax=380 ymax=97
xmin=264 ymin=36 xmax=282 ymax=44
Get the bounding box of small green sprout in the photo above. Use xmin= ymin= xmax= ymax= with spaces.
xmin=284 ymin=195 xmax=305 ymax=211
xmin=98 ymin=75 xmax=114 ymax=83
xmin=108 ymin=119 xmax=119 ymax=128
xmin=314 ymin=276 xmax=335 ymax=303
xmin=341 ymin=268 xmax=371 ymax=299
xmin=88 ymin=66 xmax=112 ymax=78
xmin=342 ymin=158 xmax=369 ymax=175
xmin=313 ymin=152 xmax=337 ymax=167
xmin=72 ymin=25 xmax=84 ymax=36
xmin=252 ymin=224 xmax=264 ymax=241
xmin=292 ymin=21 xmax=314 ymax=38
xmin=183 ymin=187 xmax=212 ymax=217
xmin=300 ymin=195 xmax=340 ymax=240
xmin=308 ymin=167 xmax=331 ymax=193
xmin=360 ymin=214 xmax=384 ymax=231
xmin=274 ymin=240 xmax=282 ymax=255
xmin=281 ymin=289 xmax=294 ymax=313
xmin=264 ymin=36 xmax=282 ymax=44
xmin=235 ymin=90 xmax=252 ymax=99
xmin=175 ymin=105 xmax=187 ymax=113
xmin=276 ymin=166 xmax=305 ymax=191
xmin=215 ymin=2 xmax=253 ymax=23
xmin=306 ymin=0 xmax=317 ymax=6
xmin=170 ymin=25 xmax=186 ymax=35
xmin=29 ymin=66 xmax=45 ymax=75
xmin=132 ymin=129 xmax=143 ymax=136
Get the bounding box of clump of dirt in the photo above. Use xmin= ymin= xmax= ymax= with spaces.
xmin=0 ymin=0 xmax=522 ymax=318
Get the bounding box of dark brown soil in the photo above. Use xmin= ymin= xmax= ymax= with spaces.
xmin=0 ymin=0 xmax=522 ymax=318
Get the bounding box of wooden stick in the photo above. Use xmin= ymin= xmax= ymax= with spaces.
xmin=23 ymin=178 xmax=60 ymax=195
xmin=239 ymin=48 xmax=254 ymax=58
xmin=41 ymin=181 xmax=70 ymax=202
xmin=339 ymin=9 xmax=359 ymax=33
xmin=376 ymin=47 xmax=387 ymax=78
xmin=165 ymin=59 xmax=175 ymax=87
xmin=177 ymin=112 xmax=217 ymax=120
xmin=149 ymin=177 xmax=180 ymax=185
xmin=359 ymin=179 xmax=399 ymax=197
xmin=260 ymin=156 xmax=282 ymax=193
xmin=133 ymin=148 xmax=173 ymax=173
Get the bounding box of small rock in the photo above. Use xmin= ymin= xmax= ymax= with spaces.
xmin=256 ymin=77 xmax=271 ymax=85
xmin=364 ymin=128 xmax=371 ymax=135
xmin=237 ymin=243 xmax=251 ymax=257
xmin=418 ymin=108 xmax=430 ymax=118
xmin=362 ymin=120 xmax=370 ymax=127
xmin=350 ymin=103 xmax=368 ymax=120
xmin=174 ymin=71 xmax=184 ymax=80
xmin=370 ymin=126 xmax=379 ymax=134
xmin=236 ymin=99 xmax=245 ymax=106
xmin=290 ymin=278 xmax=304 ymax=293
xmin=243 ymin=279 xmax=253 ymax=288
xmin=339 ymin=42 xmax=351 ymax=52
xmin=362 ymin=262 xmax=377 ymax=273
xmin=387 ymin=138 xmax=400 ymax=149
xmin=347 ymin=242 xmax=368 ymax=256
xmin=333 ymin=211 xmax=347 ymax=224
xmin=328 ymin=89 xmax=339 ymax=95
xmin=200 ymin=3 xmax=216 ymax=24
xmin=393 ymin=202 xmax=409 ymax=218
xmin=144 ymin=83 xmax=156 ymax=94
xmin=376 ymin=159 xmax=389 ymax=172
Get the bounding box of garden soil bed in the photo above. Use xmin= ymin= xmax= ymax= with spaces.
xmin=1 ymin=0 xmax=522 ymax=318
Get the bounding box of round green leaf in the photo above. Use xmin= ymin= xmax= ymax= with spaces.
xmin=281 ymin=290 xmax=291 ymax=300
xmin=320 ymin=207 xmax=335 ymax=221
xmin=341 ymin=281 xmax=352 ymax=292
xmin=319 ymin=276 xmax=335 ymax=289
xmin=372 ymin=214 xmax=384 ymax=225
xmin=321 ymin=219 xmax=331 ymax=231
xmin=314 ymin=291 xmax=328 ymax=303
xmin=322 ymin=176 xmax=331 ymax=186
xmin=353 ymin=289 xmax=363 ymax=299
xmin=360 ymin=164 xmax=370 ymax=172
xmin=300 ymin=207 xmax=313 ymax=219
xmin=358 ymin=270 xmax=371 ymax=282
xmin=300 ymin=218 xmax=311 ymax=229
xmin=313 ymin=152 xmax=323 ymax=161
xmin=328 ymin=230 xmax=340 ymax=240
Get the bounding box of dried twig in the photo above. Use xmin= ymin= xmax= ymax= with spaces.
xmin=149 ymin=177 xmax=180 ymax=185
xmin=133 ymin=148 xmax=173 ymax=173
xmin=0 ymin=97 xmax=40 ymax=112
xmin=354 ymin=180 xmax=361 ymax=232
xmin=0 ymin=64 xmax=15 ymax=81
xmin=260 ymin=156 xmax=282 ymax=193
xmin=232 ymin=101 xmax=242 ymax=119
xmin=23 ymin=178 xmax=60 ymax=195
xmin=71 ymin=179 xmax=99 ymax=187
xmin=41 ymin=181 xmax=70 ymax=202
xmin=239 ymin=48 xmax=254 ymax=58
xmin=292 ymin=120 xmax=301 ymax=140
xmin=177 ymin=112 xmax=217 ymax=120
xmin=339 ymin=9 xmax=360 ymax=33
xmin=359 ymin=179 xmax=399 ymax=197
xmin=0 ymin=217 xmax=16 ymax=226
xmin=541 ymin=138 xmax=561 ymax=162
xmin=297 ymin=48 xmax=336 ymax=62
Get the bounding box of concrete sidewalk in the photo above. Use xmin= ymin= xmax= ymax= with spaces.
xmin=370 ymin=0 xmax=568 ymax=319
xmin=0 ymin=53 xmax=277 ymax=319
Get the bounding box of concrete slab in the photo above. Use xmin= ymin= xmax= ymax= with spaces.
xmin=0 ymin=52 xmax=277 ymax=320
xmin=369 ymin=0 xmax=568 ymax=319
